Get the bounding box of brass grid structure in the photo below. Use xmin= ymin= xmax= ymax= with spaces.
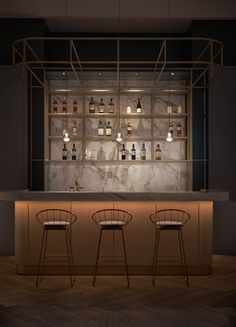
xmin=13 ymin=37 xmax=223 ymax=91
xmin=12 ymin=37 xmax=223 ymax=191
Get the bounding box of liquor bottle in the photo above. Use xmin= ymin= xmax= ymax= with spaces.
xmin=127 ymin=122 xmax=132 ymax=137
xmin=155 ymin=144 xmax=161 ymax=160
xmin=131 ymin=144 xmax=136 ymax=160
xmin=176 ymin=121 xmax=182 ymax=137
xmin=121 ymin=144 xmax=126 ymax=160
xmin=141 ymin=143 xmax=146 ymax=160
xmin=105 ymin=121 xmax=112 ymax=136
xmin=98 ymin=98 xmax=105 ymax=113
xmin=98 ymin=120 xmax=104 ymax=136
xmin=136 ymin=97 xmax=142 ymax=113
xmin=89 ymin=97 xmax=95 ymax=113
xmin=62 ymin=97 xmax=67 ymax=113
xmin=126 ymin=106 xmax=132 ymax=114
xmin=71 ymin=143 xmax=77 ymax=160
xmin=72 ymin=121 xmax=78 ymax=136
xmin=108 ymin=98 xmax=114 ymax=113
xmin=73 ymin=98 xmax=78 ymax=113
xmin=62 ymin=143 xmax=67 ymax=160
xmin=52 ymin=97 xmax=58 ymax=113
xmin=169 ymin=121 xmax=174 ymax=135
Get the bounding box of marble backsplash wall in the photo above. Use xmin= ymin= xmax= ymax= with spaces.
xmin=45 ymin=161 xmax=192 ymax=192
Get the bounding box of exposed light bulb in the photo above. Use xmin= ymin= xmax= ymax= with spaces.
xmin=115 ymin=132 xmax=123 ymax=143
xmin=166 ymin=131 xmax=173 ymax=142
xmin=63 ymin=131 xmax=70 ymax=142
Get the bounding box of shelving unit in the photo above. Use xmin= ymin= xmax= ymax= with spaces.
xmin=12 ymin=36 xmax=223 ymax=191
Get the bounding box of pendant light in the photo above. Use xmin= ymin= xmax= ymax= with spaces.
xmin=115 ymin=0 xmax=123 ymax=143
xmin=166 ymin=72 xmax=173 ymax=142
xmin=63 ymin=75 xmax=70 ymax=143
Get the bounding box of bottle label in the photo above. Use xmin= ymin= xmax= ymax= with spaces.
xmin=98 ymin=106 xmax=105 ymax=113
xmin=106 ymin=128 xmax=112 ymax=136
xmin=89 ymin=105 xmax=95 ymax=113
xmin=73 ymin=128 xmax=77 ymax=136
xmin=98 ymin=128 xmax=104 ymax=136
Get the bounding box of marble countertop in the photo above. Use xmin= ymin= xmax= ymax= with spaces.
xmin=0 ymin=190 xmax=229 ymax=201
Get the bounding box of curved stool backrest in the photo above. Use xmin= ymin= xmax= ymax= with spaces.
xmin=150 ymin=209 xmax=190 ymax=228
xmin=36 ymin=209 xmax=77 ymax=227
xmin=92 ymin=208 xmax=132 ymax=227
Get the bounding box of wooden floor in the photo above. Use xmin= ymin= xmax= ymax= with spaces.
xmin=0 ymin=255 xmax=235 ymax=327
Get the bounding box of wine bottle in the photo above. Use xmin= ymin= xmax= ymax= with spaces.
xmin=72 ymin=121 xmax=78 ymax=136
xmin=73 ymin=98 xmax=78 ymax=113
xmin=121 ymin=144 xmax=126 ymax=160
xmin=176 ymin=121 xmax=182 ymax=137
xmin=62 ymin=97 xmax=67 ymax=113
xmin=72 ymin=143 xmax=76 ymax=160
xmin=62 ymin=143 xmax=67 ymax=160
xmin=136 ymin=97 xmax=142 ymax=113
xmin=155 ymin=144 xmax=161 ymax=160
xmin=108 ymin=98 xmax=114 ymax=113
xmin=98 ymin=120 xmax=104 ymax=136
xmin=169 ymin=121 xmax=174 ymax=135
xmin=141 ymin=143 xmax=146 ymax=160
xmin=131 ymin=144 xmax=136 ymax=160
xmin=98 ymin=98 xmax=105 ymax=113
xmin=89 ymin=97 xmax=95 ymax=113
xmin=53 ymin=97 xmax=58 ymax=113
xmin=105 ymin=121 xmax=112 ymax=136
xmin=127 ymin=122 xmax=132 ymax=137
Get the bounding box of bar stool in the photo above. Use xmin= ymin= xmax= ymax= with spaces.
xmin=35 ymin=209 xmax=77 ymax=287
xmin=149 ymin=209 xmax=190 ymax=287
xmin=92 ymin=208 xmax=132 ymax=287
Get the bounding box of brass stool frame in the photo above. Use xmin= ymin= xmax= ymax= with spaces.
xmin=92 ymin=208 xmax=132 ymax=287
xmin=36 ymin=209 xmax=77 ymax=287
xmin=150 ymin=209 xmax=190 ymax=287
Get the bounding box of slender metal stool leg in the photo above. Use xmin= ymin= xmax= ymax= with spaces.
xmin=121 ymin=228 xmax=129 ymax=287
xmin=152 ymin=228 xmax=161 ymax=287
xmin=65 ymin=228 xmax=74 ymax=287
xmin=179 ymin=229 xmax=189 ymax=286
xmin=36 ymin=229 xmax=46 ymax=287
xmin=93 ymin=228 xmax=103 ymax=287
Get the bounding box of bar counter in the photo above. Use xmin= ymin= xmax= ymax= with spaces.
xmin=1 ymin=190 xmax=229 ymax=275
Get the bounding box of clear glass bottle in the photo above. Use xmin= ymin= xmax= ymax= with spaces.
xmin=53 ymin=97 xmax=58 ymax=113
xmin=72 ymin=121 xmax=78 ymax=136
xmin=176 ymin=121 xmax=182 ymax=137
xmin=155 ymin=144 xmax=161 ymax=160
xmin=141 ymin=143 xmax=146 ymax=160
xmin=127 ymin=122 xmax=132 ymax=137
xmin=62 ymin=143 xmax=67 ymax=160
xmin=72 ymin=143 xmax=76 ymax=160
xmin=98 ymin=120 xmax=104 ymax=136
xmin=89 ymin=97 xmax=95 ymax=113
xmin=98 ymin=98 xmax=105 ymax=113
xmin=105 ymin=121 xmax=112 ymax=136
xmin=131 ymin=144 xmax=136 ymax=160
xmin=108 ymin=98 xmax=114 ymax=113
xmin=121 ymin=144 xmax=126 ymax=160
xmin=73 ymin=98 xmax=78 ymax=113
xmin=136 ymin=97 xmax=142 ymax=113
xmin=62 ymin=97 xmax=67 ymax=113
